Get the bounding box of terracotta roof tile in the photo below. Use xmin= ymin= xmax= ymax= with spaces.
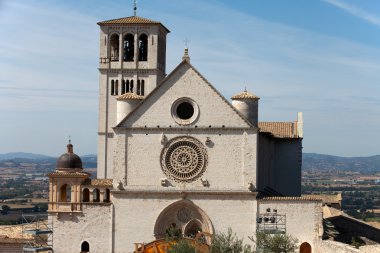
xmin=258 ymin=122 xmax=299 ymax=138
xmin=47 ymin=171 xmax=90 ymax=177
xmin=260 ymin=196 xmax=321 ymax=201
xmin=97 ymin=16 xmax=170 ymax=32
xmin=303 ymin=194 xmax=342 ymax=204
xmin=117 ymin=92 xmax=144 ymax=100
xmin=231 ymin=91 xmax=259 ymax=100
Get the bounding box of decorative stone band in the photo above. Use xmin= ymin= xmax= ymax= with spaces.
xmin=161 ymin=136 xmax=207 ymax=183
xmin=111 ymin=189 xmax=258 ymax=196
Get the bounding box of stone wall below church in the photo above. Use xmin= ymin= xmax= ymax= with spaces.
xmin=258 ymin=200 xmax=322 ymax=252
xmin=50 ymin=204 xmax=112 ymax=253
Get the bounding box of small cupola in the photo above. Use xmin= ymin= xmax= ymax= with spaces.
xmin=231 ymin=89 xmax=260 ymax=127
xmin=116 ymin=92 xmax=144 ymax=124
xmin=56 ymin=142 xmax=83 ymax=171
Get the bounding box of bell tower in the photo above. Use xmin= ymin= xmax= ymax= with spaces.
xmin=97 ymin=15 xmax=170 ymax=178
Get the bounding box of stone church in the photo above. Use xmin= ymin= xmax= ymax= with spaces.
xmin=48 ymin=14 xmax=323 ymax=253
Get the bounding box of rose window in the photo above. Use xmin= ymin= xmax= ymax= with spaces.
xmin=161 ymin=137 xmax=207 ymax=182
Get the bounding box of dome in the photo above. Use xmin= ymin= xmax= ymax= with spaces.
xmin=231 ymin=90 xmax=259 ymax=100
xmin=56 ymin=143 xmax=83 ymax=169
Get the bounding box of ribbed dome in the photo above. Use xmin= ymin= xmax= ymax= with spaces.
xmin=231 ymin=89 xmax=259 ymax=100
xmin=56 ymin=144 xmax=83 ymax=169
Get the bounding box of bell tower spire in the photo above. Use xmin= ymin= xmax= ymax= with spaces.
xmin=133 ymin=0 xmax=137 ymax=16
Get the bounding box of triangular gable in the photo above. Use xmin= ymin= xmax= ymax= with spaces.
xmin=117 ymin=60 xmax=255 ymax=129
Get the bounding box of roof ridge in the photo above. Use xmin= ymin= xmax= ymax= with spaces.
xmin=116 ymin=60 xmax=256 ymax=129
xmin=97 ymin=16 xmax=170 ymax=32
xmin=186 ymin=61 xmax=256 ymax=129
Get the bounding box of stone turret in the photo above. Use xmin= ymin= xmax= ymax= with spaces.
xmin=116 ymin=92 xmax=144 ymax=124
xmin=231 ymin=90 xmax=260 ymax=127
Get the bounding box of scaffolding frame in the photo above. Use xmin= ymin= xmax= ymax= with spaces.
xmin=22 ymin=214 xmax=53 ymax=253
xmin=256 ymin=211 xmax=286 ymax=234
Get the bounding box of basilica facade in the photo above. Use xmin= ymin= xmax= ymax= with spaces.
xmin=48 ymin=15 xmax=323 ymax=253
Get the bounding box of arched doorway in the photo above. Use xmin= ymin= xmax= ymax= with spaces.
xmin=82 ymin=188 xmax=89 ymax=202
xmin=184 ymin=219 xmax=203 ymax=238
xmin=81 ymin=241 xmax=89 ymax=253
xmin=300 ymin=242 xmax=312 ymax=253
xmin=154 ymin=200 xmax=213 ymax=240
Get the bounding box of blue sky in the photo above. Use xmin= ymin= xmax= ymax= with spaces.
xmin=0 ymin=0 xmax=379 ymax=157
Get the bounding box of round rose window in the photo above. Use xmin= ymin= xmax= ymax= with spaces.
xmin=161 ymin=137 xmax=207 ymax=182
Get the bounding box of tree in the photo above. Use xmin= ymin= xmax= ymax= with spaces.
xmin=168 ymin=239 xmax=197 ymax=253
xmin=250 ymin=231 xmax=298 ymax=253
xmin=211 ymin=228 xmax=253 ymax=253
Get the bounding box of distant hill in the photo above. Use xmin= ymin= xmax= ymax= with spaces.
xmin=0 ymin=152 xmax=53 ymax=160
xmin=303 ymin=153 xmax=380 ymax=172
xmin=0 ymin=153 xmax=97 ymax=169
xmin=1 ymin=152 xmax=379 ymax=172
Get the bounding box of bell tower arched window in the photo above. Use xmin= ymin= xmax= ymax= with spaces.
xmin=129 ymin=80 xmax=134 ymax=93
xmin=141 ymin=80 xmax=145 ymax=96
xmin=123 ymin=34 xmax=134 ymax=62
xmin=136 ymin=79 xmax=145 ymax=96
xmin=60 ymin=184 xmax=71 ymax=202
xmin=138 ymin=34 xmax=148 ymax=61
xmin=121 ymin=80 xmax=126 ymax=94
xmin=109 ymin=34 xmax=119 ymax=62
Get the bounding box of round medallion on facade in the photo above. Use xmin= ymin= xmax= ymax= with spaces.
xmin=161 ymin=137 xmax=207 ymax=182
xmin=171 ymin=98 xmax=199 ymax=125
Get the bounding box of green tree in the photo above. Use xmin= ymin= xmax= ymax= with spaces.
xmin=168 ymin=239 xmax=197 ymax=253
xmin=250 ymin=231 xmax=298 ymax=253
xmin=211 ymin=228 xmax=253 ymax=253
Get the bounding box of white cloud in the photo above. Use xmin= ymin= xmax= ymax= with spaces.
xmin=323 ymin=0 xmax=380 ymax=27
xmin=0 ymin=0 xmax=379 ymax=156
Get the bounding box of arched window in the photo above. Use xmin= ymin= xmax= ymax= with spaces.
xmin=137 ymin=80 xmax=141 ymax=95
xmin=60 ymin=184 xmax=71 ymax=202
xmin=123 ymin=34 xmax=134 ymax=62
xmin=110 ymin=34 xmax=119 ymax=62
xmin=111 ymin=80 xmax=115 ymax=95
xmin=126 ymin=80 xmax=130 ymax=92
xmin=184 ymin=220 xmax=202 ymax=238
xmin=138 ymin=34 xmax=148 ymax=61
xmin=103 ymin=188 xmax=110 ymax=202
xmin=82 ymin=188 xmax=90 ymax=202
xmin=130 ymin=80 xmax=134 ymax=93
xmin=81 ymin=241 xmax=90 ymax=253
xmin=141 ymin=80 xmax=145 ymax=96
xmin=136 ymin=79 xmax=145 ymax=96
xmin=93 ymin=188 xmax=100 ymax=202
xmin=115 ymin=80 xmax=119 ymax=95
xmin=300 ymin=242 xmax=312 ymax=253
xmin=121 ymin=80 xmax=126 ymax=94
